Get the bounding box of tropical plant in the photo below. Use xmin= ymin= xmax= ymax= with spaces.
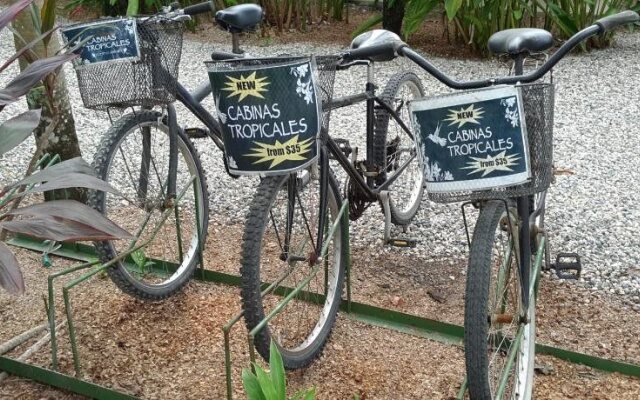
xmin=12 ymin=0 xmax=85 ymax=201
xmin=0 ymin=0 xmax=133 ymax=295
xmin=544 ymin=0 xmax=639 ymax=49
xmin=242 ymin=341 xmax=316 ymax=400
xmin=354 ymin=0 xmax=639 ymax=53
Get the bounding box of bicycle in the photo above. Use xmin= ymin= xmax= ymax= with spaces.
xmin=61 ymin=1 xmax=263 ymax=300
xmin=235 ymin=12 xmax=639 ymax=394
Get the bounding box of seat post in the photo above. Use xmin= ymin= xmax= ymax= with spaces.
xmin=232 ymin=33 xmax=242 ymax=54
xmin=513 ymin=52 xmax=526 ymax=76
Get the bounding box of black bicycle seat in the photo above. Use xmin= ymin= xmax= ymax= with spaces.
xmin=349 ymin=29 xmax=403 ymax=62
xmin=215 ymin=4 xmax=263 ymax=33
xmin=488 ymin=28 xmax=553 ymax=55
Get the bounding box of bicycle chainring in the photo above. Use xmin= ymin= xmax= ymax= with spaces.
xmin=344 ymin=172 xmax=371 ymax=221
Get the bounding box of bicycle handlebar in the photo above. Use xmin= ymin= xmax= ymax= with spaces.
xmin=342 ymin=41 xmax=407 ymax=63
xmin=342 ymin=10 xmax=639 ymax=90
xmin=183 ymin=1 xmax=215 ymax=16
xmin=595 ymin=10 xmax=639 ymax=33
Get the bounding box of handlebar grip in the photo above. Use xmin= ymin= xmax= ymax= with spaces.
xmin=343 ymin=41 xmax=406 ymax=62
xmin=183 ymin=1 xmax=214 ymax=16
xmin=595 ymin=10 xmax=639 ymax=33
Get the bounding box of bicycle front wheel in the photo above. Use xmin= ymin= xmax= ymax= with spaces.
xmin=90 ymin=110 xmax=209 ymax=300
xmin=373 ymin=71 xmax=425 ymax=226
xmin=464 ymin=201 xmax=535 ymax=400
xmin=241 ymin=165 xmax=346 ymax=369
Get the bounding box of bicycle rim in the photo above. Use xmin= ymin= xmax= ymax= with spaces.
xmin=102 ymin=121 xmax=205 ymax=289
xmin=465 ymin=202 xmax=535 ymax=399
xmin=384 ymin=76 xmax=424 ymax=222
xmin=248 ymin=167 xmax=344 ymax=365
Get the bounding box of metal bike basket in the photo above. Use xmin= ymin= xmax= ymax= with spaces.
xmin=206 ymin=55 xmax=339 ymax=176
xmin=420 ymin=83 xmax=554 ymax=203
xmin=64 ymin=16 xmax=184 ymax=110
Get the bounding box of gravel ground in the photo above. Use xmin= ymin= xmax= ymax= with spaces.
xmin=3 ymin=27 xmax=640 ymax=303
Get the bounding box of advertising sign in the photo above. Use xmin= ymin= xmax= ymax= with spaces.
xmin=61 ymin=18 xmax=140 ymax=66
xmin=410 ymin=86 xmax=531 ymax=193
xmin=209 ymin=58 xmax=321 ymax=176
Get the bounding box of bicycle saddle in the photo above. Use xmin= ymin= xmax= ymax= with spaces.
xmin=488 ymin=28 xmax=553 ymax=55
xmin=215 ymin=4 xmax=263 ymax=33
xmin=350 ymin=29 xmax=403 ymax=62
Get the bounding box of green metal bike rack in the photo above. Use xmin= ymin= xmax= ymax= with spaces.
xmin=4 ymin=226 xmax=640 ymax=399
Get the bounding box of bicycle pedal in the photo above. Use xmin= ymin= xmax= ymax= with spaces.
xmin=185 ymin=127 xmax=209 ymax=139
xmin=552 ymin=253 xmax=581 ymax=280
xmin=386 ymin=238 xmax=418 ymax=248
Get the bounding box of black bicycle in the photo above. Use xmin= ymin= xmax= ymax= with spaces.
xmin=62 ymin=1 xmax=262 ymax=300
xmin=237 ymin=12 xmax=639 ymax=392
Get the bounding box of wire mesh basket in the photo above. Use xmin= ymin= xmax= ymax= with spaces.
xmin=426 ymin=83 xmax=554 ymax=203
xmin=206 ymin=55 xmax=340 ymax=176
xmin=66 ymin=16 xmax=184 ymax=110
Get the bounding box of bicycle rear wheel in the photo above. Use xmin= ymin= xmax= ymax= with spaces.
xmin=464 ymin=201 xmax=535 ymax=400
xmin=373 ymin=71 xmax=425 ymax=225
xmin=240 ymin=164 xmax=346 ymax=369
xmin=90 ymin=110 xmax=209 ymax=300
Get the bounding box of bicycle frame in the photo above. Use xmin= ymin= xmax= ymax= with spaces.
xmin=325 ymin=62 xmax=417 ymax=202
xmin=305 ymin=61 xmax=419 ymax=259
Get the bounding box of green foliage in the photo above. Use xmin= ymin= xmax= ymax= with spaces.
xmin=544 ymin=0 xmax=637 ymax=48
xmin=402 ymin=0 xmax=437 ymax=38
xmin=242 ymin=341 xmax=316 ymax=400
xmin=375 ymin=0 xmax=639 ymax=54
xmin=351 ymin=13 xmax=382 ymax=38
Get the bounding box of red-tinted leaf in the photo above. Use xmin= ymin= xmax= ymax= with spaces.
xmin=21 ymin=172 xmax=121 ymax=196
xmin=0 ymin=215 xmax=130 ymax=242
xmin=0 ymin=26 xmax=59 ymax=74
xmin=0 ymin=109 xmax=41 ymax=156
xmin=0 ymin=241 xmax=25 ymax=295
xmin=0 ymin=0 xmax=32 ymax=33
xmin=9 ymin=200 xmax=133 ymax=240
xmin=0 ymin=53 xmax=77 ymax=106
xmin=10 ymin=157 xmax=95 ymax=187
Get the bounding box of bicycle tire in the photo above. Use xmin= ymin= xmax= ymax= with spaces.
xmin=464 ymin=200 xmax=535 ymax=400
xmin=240 ymin=166 xmax=346 ymax=369
xmin=90 ymin=110 xmax=209 ymax=300
xmin=373 ymin=71 xmax=425 ymax=226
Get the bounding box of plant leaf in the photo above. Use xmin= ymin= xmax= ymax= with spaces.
xmin=270 ymin=340 xmax=286 ymax=400
xmin=9 ymin=157 xmax=96 ymax=188
xmin=40 ymin=0 xmax=56 ymax=45
xmin=0 ymin=214 xmax=130 ymax=242
xmin=444 ymin=0 xmax=463 ymax=21
xmin=126 ymin=0 xmax=139 ymax=16
xmin=402 ymin=0 xmax=438 ymax=39
xmin=8 ymin=200 xmax=133 ymax=240
xmin=302 ymin=387 xmax=316 ymax=400
xmin=0 ymin=53 xmax=77 ymax=106
xmin=254 ymin=364 xmax=277 ymax=400
xmin=0 ymin=26 xmax=60 ymax=74
xmin=0 ymin=241 xmax=25 ymax=295
xmin=242 ymin=368 xmax=267 ymax=400
xmin=17 ymin=172 xmax=121 ymax=197
xmin=0 ymin=0 xmax=32 ymax=34
xmin=0 ymin=109 xmax=41 ymax=156
xmin=131 ymin=249 xmax=147 ymax=269
xmin=351 ymin=13 xmax=382 ymax=38
xmin=547 ymin=2 xmax=580 ymax=36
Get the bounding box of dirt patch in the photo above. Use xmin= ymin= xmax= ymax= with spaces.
xmin=0 ymin=222 xmax=639 ymax=399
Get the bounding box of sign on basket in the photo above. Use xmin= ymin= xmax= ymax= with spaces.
xmin=410 ymin=86 xmax=531 ymax=193
xmin=208 ymin=58 xmax=321 ymax=176
xmin=61 ymin=18 xmax=140 ymax=66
